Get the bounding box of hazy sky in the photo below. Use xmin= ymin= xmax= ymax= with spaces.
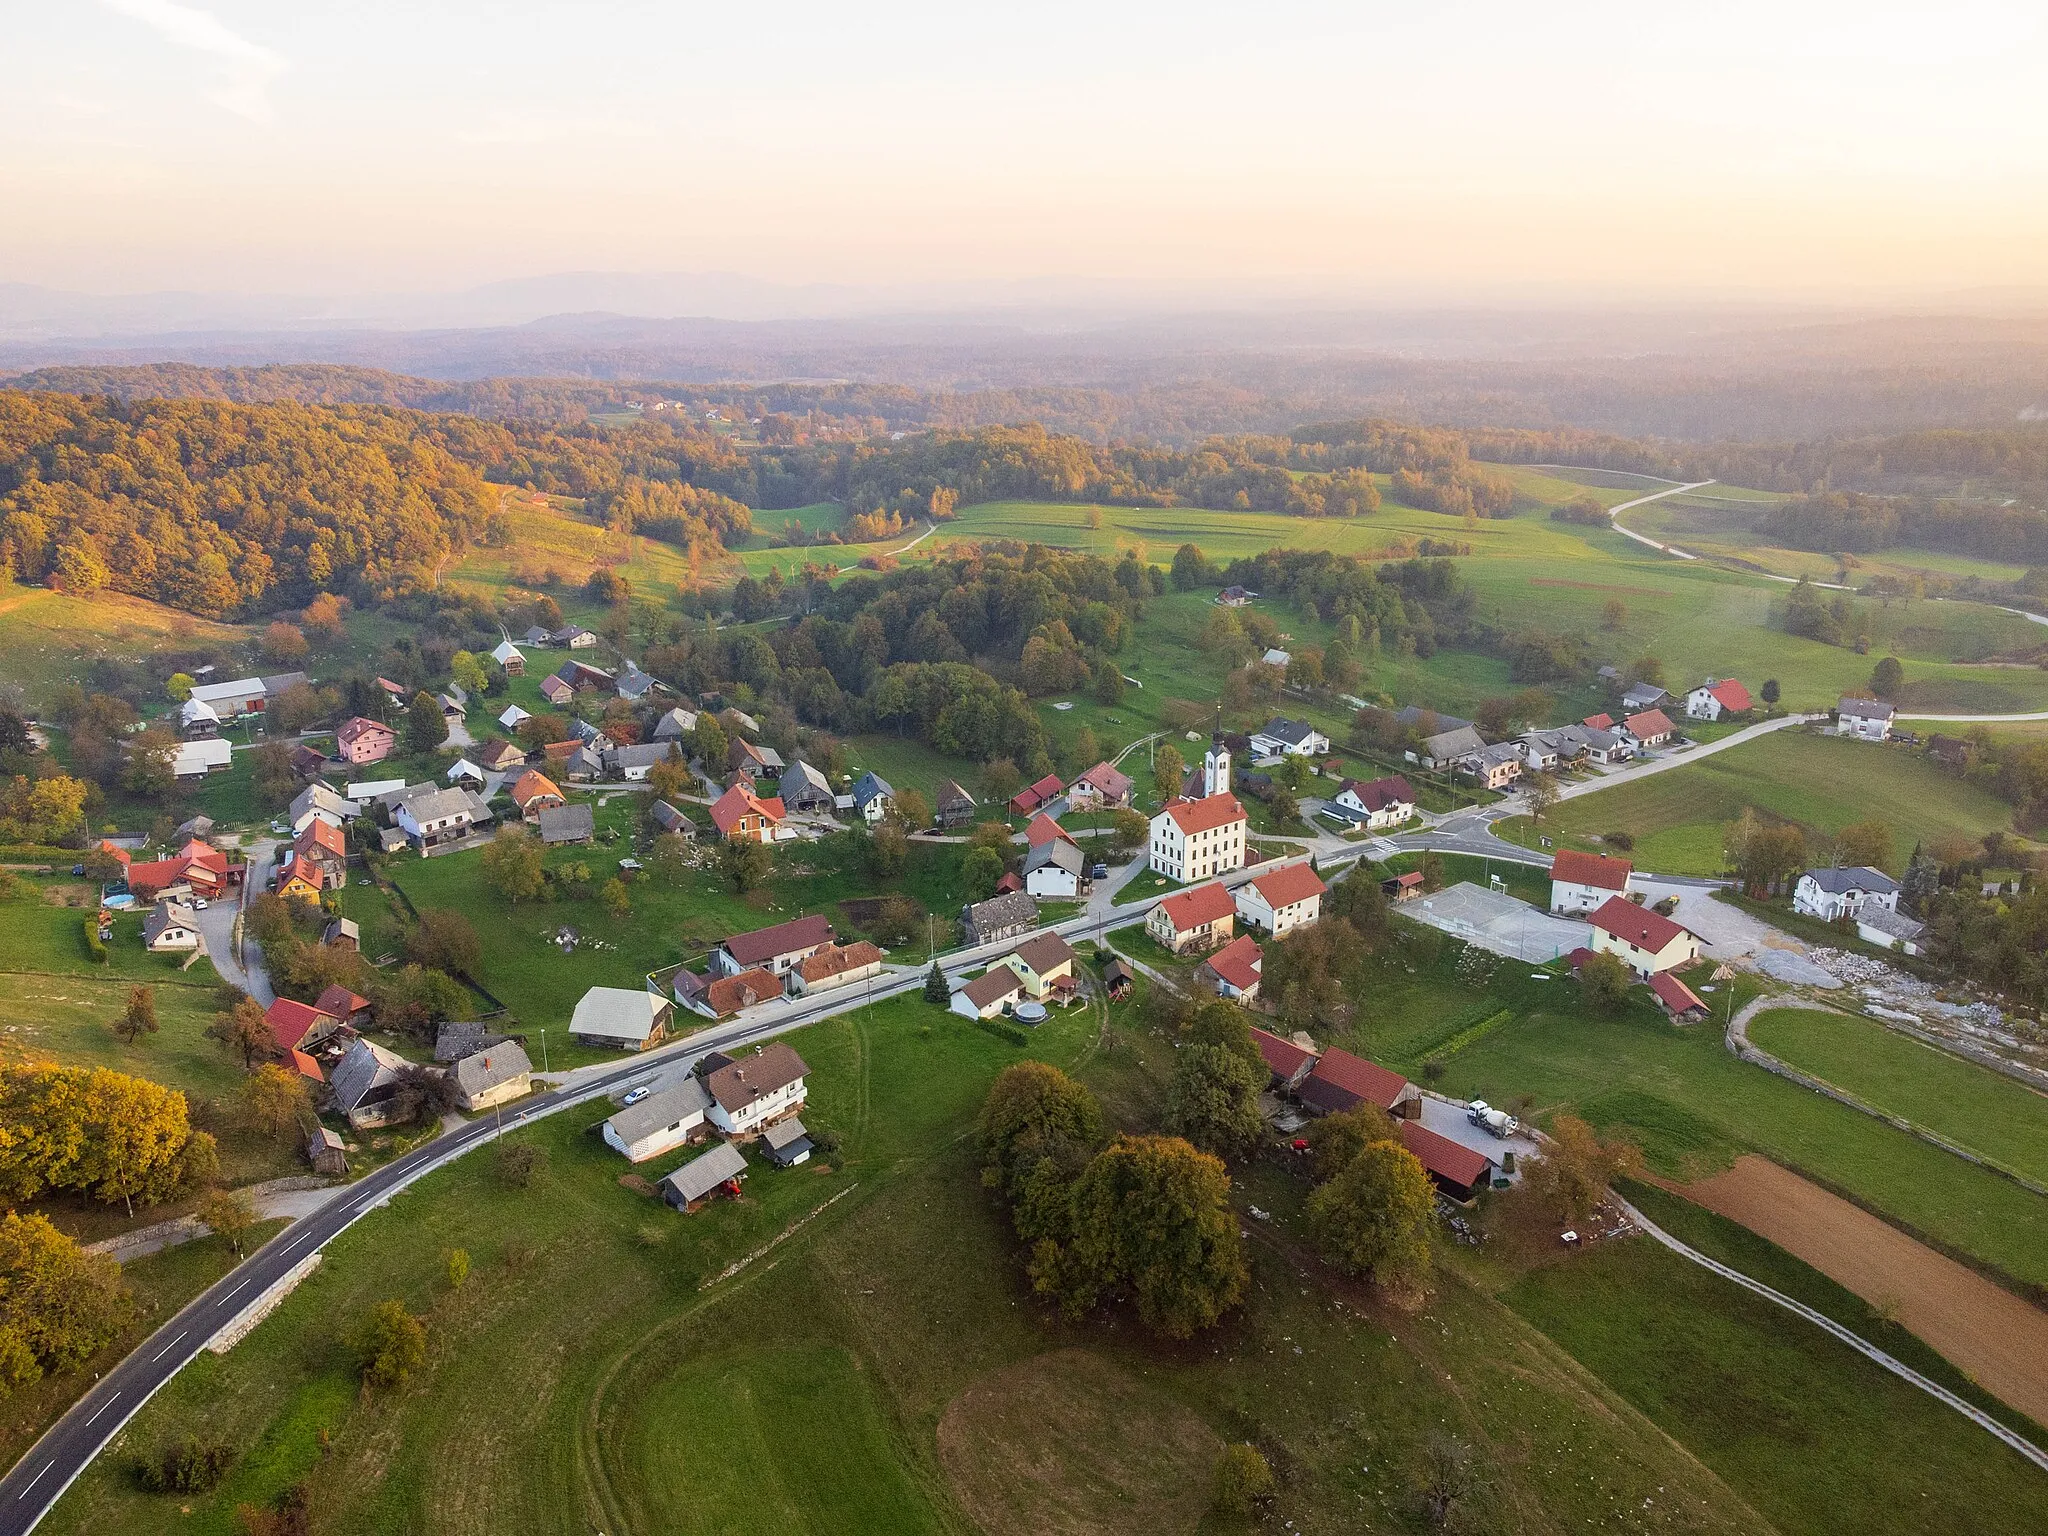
xmin=5 ymin=0 xmax=2046 ymax=303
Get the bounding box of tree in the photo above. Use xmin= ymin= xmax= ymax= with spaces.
xmin=406 ymin=908 xmax=481 ymax=975
xmin=251 ymin=741 xmax=297 ymax=808
xmin=923 ymin=960 xmax=949 ymax=1004
xmin=450 ymin=650 xmax=490 ymax=696
xmin=1901 ymin=842 xmax=1941 ymax=916
xmin=1164 ymin=1042 xmax=1265 ymax=1161
xmin=691 ymin=713 xmax=728 ymax=770
xmin=1049 ymin=1134 xmax=1248 ymax=1340
xmin=868 ymin=819 xmax=909 ymax=876
xmin=206 ymin=996 xmax=275 ymax=1068
xmin=894 ymin=787 xmax=932 ymax=831
xmin=717 ymin=837 xmax=773 ymax=894
xmin=1523 ymin=1114 xmax=1641 ymax=1225
xmin=1624 ymin=655 xmax=1665 ymax=689
xmin=404 ymin=690 xmax=446 ymax=755
xmin=1095 ymin=660 xmax=1125 ymax=706
xmin=480 ymin=826 xmax=545 ymax=904
xmin=649 ymin=831 xmax=690 ymax=887
xmin=113 ymin=985 xmax=159 ymax=1046
xmin=1305 ymin=1139 xmax=1435 ymax=1294
xmin=962 ymin=845 xmax=1005 ymax=899
xmin=979 ymin=1062 xmax=1103 ymax=1244
xmin=261 ymin=622 xmax=309 ymax=666
xmin=1419 ymin=852 xmax=1445 ymax=893
xmin=165 ymin=672 xmax=196 ymax=702
xmin=354 ymin=1299 xmax=427 ymax=1390
xmin=601 ymin=877 xmax=632 ymax=920
xmin=646 ymin=750 xmax=692 ymax=803
xmin=0 ymin=1211 xmax=128 ymax=1391
xmin=1870 ymin=655 xmax=1904 ymax=699
xmin=1760 ymin=677 xmax=1781 ymax=708
xmin=980 ymin=758 xmax=1022 ymax=803
xmin=1153 ymin=743 xmax=1186 ymax=804
xmin=1305 ymin=1105 xmax=1402 ymax=1181
xmin=122 ymin=728 xmax=180 ymax=800
xmin=1170 ymin=543 xmax=1214 ymax=591
xmin=1522 ymin=771 xmax=1559 ymax=823
xmin=241 ymin=1064 xmax=311 ymax=1139
xmin=1212 ymin=1444 xmax=1276 ymax=1519
xmin=495 ymin=1141 xmax=546 ymax=1189
xmin=198 ymin=1188 xmax=258 ymax=1258
xmin=1601 ymin=598 xmax=1627 ymax=630
xmin=1419 ymin=1434 xmax=1476 ymax=1530
xmin=1836 ymin=819 xmax=1895 ymax=873
xmin=0 ymin=1062 xmax=199 ymax=1213
xmin=1576 ymin=950 xmax=1632 ymax=1013
xmin=443 ymin=1248 xmax=471 ymax=1289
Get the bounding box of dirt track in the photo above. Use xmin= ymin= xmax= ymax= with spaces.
xmin=1683 ymin=1155 xmax=2048 ymax=1427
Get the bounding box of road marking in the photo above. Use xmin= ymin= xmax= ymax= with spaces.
xmin=150 ymin=1331 xmax=186 ymax=1362
xmin=82 ymin=1392 xmax=120 ymax=1427
xmin=217 ymin=1278 xmax=251 ymax=1307
xmin=16 ymin=1462 xmax=50 ymax=1498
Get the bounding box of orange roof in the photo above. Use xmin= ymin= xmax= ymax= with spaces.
xmin=1301 ymin=1047 xmax=1411 ymax=1113
xmin=1203 ymin=933 xmax=1263 ymax=991
xmin=1705 ymin=678 xmax=1752 ymax=711
xmin=1156 ymin=881 xmax=1236 ymax=933
xmin=1162 ymin=792 xmax=1247 ymax=836
xmin=1250 ymin=1025 xmax=1315 ymax=1081
xmin=290 ymin=1048 xmax=324 ymax=1083
xmin=510 ymin=769 xmax=564 ymax=807
xmin=296 ymin=818 xmax=346 ymax=859
xmin=704 ymin=967 xmax=782 ymax=1015
xmin=1399 ymin=1120 xmax=1493 ymax=1191
xmin=1582 ymin=713 xmax=1614 ymax=730
xmin=1650 ymin=971 xmax=1709 ymax=1015
xmin=1588 ymin=895 xmax=1693 ymax=953
xmin=97 ymin=839 xmax=132 ymax=865
xmin=799 ymin=940 xmax=883 ymax=983
xmin=710 ymin=781 xmax=782 ymax=836
xmin=264 ymin=996 xmax=337 ymax=1051
xmin=1624 ymin=708 xmax=1675 ymax=738
xmin=1549 ymin=849 xmax=1632 ymax=891
xmin=1025 ymin=813 xmax=1075 ymax=848
xmin=1246 ymin=861 xmax=1326 ymax=909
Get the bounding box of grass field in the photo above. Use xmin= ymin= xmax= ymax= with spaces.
xmin=1748 ymin=1008 xmax=2048 ymax=1188
xmin=0 ymin=575 xmax=248 ymax=711
xmin=1497 ymin=730 xmax=2019 ymax=874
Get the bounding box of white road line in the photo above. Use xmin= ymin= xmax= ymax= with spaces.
xmin=81 ymin=1394 xmax=119 ymax=1428
xmin=16 ymin=1463 xmax=49 ymax=1498
xmin=216 ymin=1278 xmax=251 ymax=1307
xmin=150 ymin=1332 xmax=185 ymax=1363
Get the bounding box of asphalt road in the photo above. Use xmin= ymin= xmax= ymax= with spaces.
xmin=0 ymin=844 xmax=1372 ymax=1536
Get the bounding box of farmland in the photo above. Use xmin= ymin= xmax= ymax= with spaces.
xmin=0 ymin=575 xmax=247 ymax=708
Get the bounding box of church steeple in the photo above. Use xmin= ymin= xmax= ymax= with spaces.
xmin=1204 ymin=738 xmax=1231 ymax=797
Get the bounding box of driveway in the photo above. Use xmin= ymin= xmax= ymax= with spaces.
xmin=1553 ymin=714 xmax=1817 ymax=802
xmin=1632 ymin=877 xmax=1839 ymax=987
xmin=197 ymin=837 xmax=276 ymax=1003
xmin=1417 ymin=1093 xmax=1540 ymax=1182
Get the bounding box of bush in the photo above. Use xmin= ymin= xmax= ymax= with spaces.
xmin=975 ymin=1018 xmax=1029 ymax=1046
xmin=1601 ymin=830 xmax=1635 ymax=852
xmin=354 ymin=1300 xmax=426 ymax=1390
xmin=82 ymin=914 xmax=107 ymax=964
xmin=494 ymin=1141 xmax=546 ymax=1190
xmin=1212 ymin=1443 xmax=1276 ymax=1518
xmin=138 ymin=1436 xmax=234 ymax=1494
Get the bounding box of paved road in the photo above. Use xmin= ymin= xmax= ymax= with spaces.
xmin=1603 ymin=479 xmax=1715 ymax=558
xmin=193 ymin=837 xmax=276 ymax=1005
xmin=1553 ymin=714 xmax=1817 ymax=801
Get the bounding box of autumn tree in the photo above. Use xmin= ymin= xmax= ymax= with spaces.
xmin=1305 ymin=1105 xmax=1402 ymax=1181
xmin=1523 ymin=1114 xmax=1642 ymax=1225
xmin=241 ymin=1064 xmax=312 ymax=1140
xmin=1165 ymin=1041 xmax=1265 ymax=1161
xmin=406 ymin=908 xmax=482 ymax=974
xmin=1835 ymin=819 xmax=1895 ymax=873
xmin=893 ymin=787 xmax=932 ymax=831
xmin=601 ymin=877 xmax=632 ymax=920
xmin=1523 ymin=770 xmax=1559 ymax=823
xmin=1305 ymin=1139 xmax=1435 ymax=1296
xmin=717 ymin=837 xmax=772 ymax=894
xmin=0 ymin=1062 xmax=198 ymax=1212
xmin=1153 ymin=743 xmax=1186 ymax=804
xmin=113 ymin=985 xmax=159 ymax=1046
xmin=206 ymin=996 xmax=275 ymax=1068
xmin=199 ymin=1188 xmax=258 ymax=1258
xmin=480 ymin=826 xmax=545 ymax=904
xmin=354 ymin=1300 xmax=427 ymax=1390
xmin=0 ymin=1211 xmax=129 ymax=1391
xmin=979 ymin=1062 xmax=1103 ymax=1244
xmin=962 ymin=845 xmax=1005 ymax=899
xmin=1576 ymin=950 xmax=1632 ymax=1013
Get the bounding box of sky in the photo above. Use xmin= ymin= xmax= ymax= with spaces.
xmin=4 ymin=0 xmax=2047 ymax=309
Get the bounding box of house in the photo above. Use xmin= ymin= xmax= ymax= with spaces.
xmin=616 ymin=665 xmax=659 ymax=703
xmin=476 ymin=738 xmax=528 ymax=774
xmin=322 ymin=916 xmax=360 ymax=950
xmin=721 ymin=707 xmax=763 ymax=737
xmin=1395 ymin=705 xmax=1473 ymax=735
xmin=1399 ymin=1121 xmax=1495 ymax=1201
xmin=952 ymin=966 xmax=1025 ymax=1019
xmin=314 ymin=983 xmax=372 ymax=1028
xmin=1148 ymin=881 xmax=1237 ymax=955
xmin=1648 ymin=971 xmax=1710 ymax=1023
xmin=1260 ymin=647 xmax=1292 ymax=670
xmin=1588 ymin=896 xmax=1701 ymax=977
xmin=126 ymin=839 xmax=233 ymax=902
xmin=336 ymin=716 xmax=397 ymax=766
xmin=1792 ymin=866 xmax=1901 ymax=922
xmin=604 ymin=1072 xmax=713 ymax=1162
xmin=1024 ymin=836 xmax=1087 ymax=898
xmin=1460 ymin=743 xmax=1525 ymax=789
xmin=702 ymin=1041 xmax=810 ymax=1136
xmin=729 ymin=737 xmax=784 ymax=780
xmin=1549 ymin=849 xmax=1634 ymax=914
xmin=445 ymin=758 xmax=485 ymax=790
xmin=539 ymin=675 xmax=574 ymax=706
xmin=289 ymin=742 xmax=330 ymax=779
xmin=653 ymin=706 xmax=699 ymax=742
xmin=709 ymin=781 xmax=784 ymax=843
xmin=778 ymin=761 xmax=837 ymax=816
xmin=850 ymin=771 xmax=895 ymax=824
xmin=537 ymin=802 xmax=596 ymax=845
xmin=187 ymin=672 xmax=308 ymax=719
xmin=435 ymin=1021 xmax=508 ymax=1062
xmin=450 ymin=1041 xmax=532 ymax=1111
xmin=1417 ymin=725 xmax=1488 ymax=768
xmin=1580 ymin=726 xmax=1633 ymax=764
xmin=1198 ymin=933 xmax=1263 ymax=1001
xmin=1008 ymin=772 xmax=1066 ymax=816
xmin=1234 ymin=860 xmax=1326 ymax=937
xmin=1148 ymin=792 xmax=1248 ymax=882
xmin=376 ymin=675 xmax=410 ymax=705
xmin=1250 ymin=1025 xmax=1317 ymax=1091
xmin=1621 ymin=683 xmax=1671 ymax=712
xmin=491 ymin=639 xmax=525 ymax=676
xmin=1001 ymin=931 xmax=1078 ymax=1001
xmin=1856 ymin=904 xmax=1926 ymax=955
xmin=1583 ymin=712 xmax=1615 ymax=731
xmin=1216 ymin=585 xmax=1253 ymax=607
xmin=1836 ymin=696 xmax=1896 ymax=742
xmin=171 ymin=738 xmax=234 ymax=778
xmin=557 ymin=743 xmax=607 ymax=782
xmin=264 ymin=997 xmax=344 ymax=1054
xmin=715 ymin=913 xmax=835 ymax=978
xmin=1297 ymin=1048 xmax=1420 ymax=1119
xmin=1250 ymin=717 xmax=1331 ymax=758
xmin=1519 ymin=726 xmax=1594 ymax=772
xmin=176 ymin=811 xmax=217 ymax=843
xmin=306 ymin=1127 xmax=349 ymax=1177
xmin=649 ymin=800 xmax=695 ymax=838
xmin=395 ymin=786 xmax=481 ymax=852
xmin=660 ymin=1141 xmax=748 ymax=1212
xmin=275 ymin=862 xmax=325 ymax=905
xmin=608 ymin=743 xmax=675 ymax=782
xmin=554 ymin=659 xmax=614 ymax=694
xmin=1332 ymin=775 xmax=1416 ymax=829
xmin=962 ymin=890 xmax=1038 ymax=947
xmin=761 ymin=1118 xmax=815 ymax=1168
xmin=789 ymin=940 xmax=885 ymax=996
xmin=179 ymin=696 xmax=221 ymax=737
xmin=1065 ymin=761 xmax=1133 ymax=810
xmin=1684 ymin=678 xmax=1753 ymax=720
xmin=327 ymin=1038 xmax=411 ymax=1128
xmin=508 ymin=769 xmax=567 ymax=822
xmin=290 ymin=817 xmax=349 ymax=890
xmin=569 ymin=987 xmax=673 ymax=1050
xmin=1102 ymin=957 xmax=1134 ymax=1000
xmin=1620 ymin=709 xmax=1675 ymax=749
xmin=348 ymin=777 xmax=406 ymax=804
xmin=1382 ymin=870 xmax=1425 ymax=901
xmin=142 ymin=900 xmax=202 ymax=952
xmin=436 ymin=686 xmax=469 ymax=724
xmin=552 ymin=625 xmax=598 ymax=649
xmin=686 ymin=967 xmax=783 ymax=1017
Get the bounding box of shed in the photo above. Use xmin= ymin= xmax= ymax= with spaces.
xmin=660 ymin=1141 xmax=749 ymax=1211
xmin=761 ymin=1116 xmax=815 ymax=1167
xmin=305 ymin=1127 xmax=349 ymax=1177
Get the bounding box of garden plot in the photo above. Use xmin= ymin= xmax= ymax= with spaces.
xmin=1406 ymin=882 xmax=1590 ymax=964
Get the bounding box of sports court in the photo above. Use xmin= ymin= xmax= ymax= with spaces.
xmin=1407 ymin=882 xmax=1592 ymax=964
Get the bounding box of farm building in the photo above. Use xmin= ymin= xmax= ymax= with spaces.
xmin=1024 ymin=836 xmax=1087 ymax=898
xmin=569 ymin=987 xmax=672 ymax=1050
xmin=936 ymin=779 xmax=978 ymax=827
xmin=661 ymin=1141 xmax=748 ymax=1212
xmin=961 ymin=890 xmax=1037 ymax=947
xmin=1297 ymin=1048 xmax=1420 ymax=1119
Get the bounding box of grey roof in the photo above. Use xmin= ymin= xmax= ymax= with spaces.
xmin=143 ymin=901 xmax=198 ymax=945
xmin=400 ymin=786 xmax=476 ymax=825
xmin=963 ymin=890 xmax=1037 ymax=936
xmin=1857 ymin=905 xmax=1925 ymax=940
xmin=571 ymin=717 xmax=605 ymax=743
xmin=1526 ymin=725 xmax=1594 ymax=755
xmin=653 ymin=707 xmax=698 ymax=739
xmin=616 ymin=668 xmax=658 ymax=700
xmin=650 ymin=800 xmax=693 ymax=835
xmin=175 ymin=814 xmax=216 ymax=841
xmin=1422 ymin=725 xmax=1487 ymax=761
xmin=324 ymin=916 xmax=360 ymax=944
xmin=1024 ymin=837 xmax=1085 ymax=876
xmin=452 ymin=1041 xmax=531 ymax=1099
xmin=607 ymin=1074 xmax=712 ymax=1145
xmin=378 ymin=825 xmax=408 ymax=852
xmin=1256 ymin=717 xmax=1319 ymax=747
xmin=1581 ymin=726 xmax=1624 ymax=752
xmin=1838 ymin=696 xmax=1896 ymax=720
xmin=1394 ymin=705 xmax=1471 ymax=731
xmin=661 ymin=1140 xmax=748 ymax=1203
xmin=609 ymin=742 xmax=675 ymax=772
xmin=258 ymin=671 xmax=311 ymax=696
xmin=762 ymin=1116 xmax=809 ymax=1151
xmin=291 ymin=782 xmax=357 ymax=822
xmin=851 ymin=771 xmax=893 ymax=807
xmin=1621 ymin=683 xmax=1671 ymax=710
xmin=522 ymin=626 xmax=552 ymax=644
xmin=779 ymin=760 xmax=833 ymax=800
xmin=571 ymin=986 xmax=669 ymax=1042
xmin=1467 ymin=743 xmax=1523 ymax=770
xmin=538 ymin=802 xmax=596 ymax=843
xmin=1802 ymin=865 xmax=1901 ymax=896
xmin=563 ymin=745 xmax=607 ymax=779
xmin=328 ymin=1039 xmax=409 ymax=1114
xmin=937 ymin=779 xmax=976 ymax=811
xmin=435 ymin=1021 xmax=509 ymax=1062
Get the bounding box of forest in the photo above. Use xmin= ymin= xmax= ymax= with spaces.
xmin=1761 ymin=490 xmax=2048 ymax=563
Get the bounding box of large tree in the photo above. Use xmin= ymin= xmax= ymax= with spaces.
xmin=1305 ymin=1139 xmax=1435 ymax=1295
xmin=404 ymin=690 xmax=447 ymax=755
xmin=1523 ymin=1114 xmax=1641 ymax=1225
xmin=480 ymin=826 xmax=545 ymax=905
xmin=1165 ymin=1043 xmax=1265 ymax=1161
xmin=979 ymin=1062 xmax=1103 ymax=1243
xmin=717 ymin=837 xmax=773 ymax=894
xmin=0 ymin=1211 xmax=129 ymax=1392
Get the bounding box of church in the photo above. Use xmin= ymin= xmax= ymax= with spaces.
xmin=1147 ymin=740 xmax=1250 ymax=883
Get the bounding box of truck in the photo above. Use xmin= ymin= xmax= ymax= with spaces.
xmin=1465 ymin=1100 xmax=1519 ymax=1138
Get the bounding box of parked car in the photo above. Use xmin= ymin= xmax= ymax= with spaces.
xmin=621 ymin=1086 xmax=650 ymax=1106
xmin=1090 ymin=863 xmax=1109 ymax=880
xmin=192 ymin=897 xmax=209 ymax=911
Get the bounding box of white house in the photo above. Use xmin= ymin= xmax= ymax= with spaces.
xmin=714 ymin=913 xmax=834 ymax=978
xmin=142 ymin=900 xmax=202 ymax=952
xmin=1198 ymin=933 xmax=1263 ymax=1002
xmin=1331 ymin=775 xmax=1416 ymax=829
xmin=1792 ymin=866 xmax=1901 ymax=922
xmin=1620 ymin=709 xmax=1676 ymax=749
xmin=1233 ymin=861 xmax=1327 ymax=937
xmin=1249 ymin=717 xmax=1330 ymax=758
xmin=1549 ymin=850 xmax=1634 ymax=914
xmin=170 ymin=738 xmax=234 ymax=778
xmin=603 ymin=1072 xmax=712 ymax=1162
xmin=395 ymin=786 xmax=478 ymax=851
xmin=703 ymin=1042 xmax=809 ymax=1136
xmin=1024 ymin=836 xmax=1087 ymax=898
xmin=1836 ymin=697 xmax=1895 ymax=742
xmin=1149 ymin=750 xmax=1246 ymax=882
xmin=1684 ymin=678 xmax=1753 ymax=720
xmin=1588 ymin=897 xmax=1701 ymax=978
xmin=608 ymin=743 xmax=674 ymax=782
xmin=851 ymin=771 xmax=894 ymax=824
xmin=951 ymin=967 xmax=1025 ymax=1019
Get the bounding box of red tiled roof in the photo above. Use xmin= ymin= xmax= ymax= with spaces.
xmin=1399 ymin=1120 xmax=1493 ymax=1191
xmin=1623 ymin=708 xmax=1675 ymax=738
xmin=1025 ymin=813 xmax=1075 ymax=848
xmin=337 ymin=716 xmax=394 ymax=750
xmin=509 ymin=769 xmax=564 ymax=807
xmin=1650 ymin=970 xmax=1708 ymax=1015
xmin=1157 ymin=881 xmax=1236 ymax=933
xmin=1203 ymin=933 xmax=1263 ymax=992
xmin=1582 ymin=713 xmax=1614 ymax=730
xmin=1304 ymin=1047 xmax=1411 ymax=1112
xmin=1246 ymin=861 xmax=1326 ymax=910
xmin=703 ymin=967 xmax=783 ymax=1016
xmin=1549 ymin=849 xmax=1632 ymax=891
xmin=710 ymin=782 xmax=782 ymax=836
xmin=798 ymin=940 xmax=883 ymax=983
xmin=315 ymin=983 xmax=370 ymax=1018
xmin=1028 ymin=772 xmax=1062 ymax=800
xmin=1706 ymin=678 xmax=1752 ymax=712
xmin=264 ymin=997 xmax=337 ymax=1052
xmin=1250 ymin=1025 xmax=1315 ymax=1081
xmin=722 ymin=913 xmax=833 ymax=967
xmin=1588 ymin=895 xmax=1693 ymax=953
xmin=1162 ymin=792 xmax=1247 ymax=836
xmin=1339 ymin=775 xmax=1414 ymax=813
xmin=296 ymin=818 xmax=346 ymax=860
xmin=290 ymin=1048 xmax=324 ymax=1084
xmin=1389 ymin=870 xmax=1425 ymax=889
xmin=1071 ymin=761 xmax=1133 ymax=799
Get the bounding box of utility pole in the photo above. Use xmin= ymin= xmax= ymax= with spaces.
xmin=539 ymin=1027 xmax=549 ymax=1073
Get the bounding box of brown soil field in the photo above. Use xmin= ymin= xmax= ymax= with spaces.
xmin=1683 ymin=1154 xmax=2048 ymax=1427
xmin=936 ymin=1348 xmax=1220 ymax=1536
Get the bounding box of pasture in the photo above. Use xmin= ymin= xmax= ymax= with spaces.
xmin=0 ymin=576 xmax=247 ymax=711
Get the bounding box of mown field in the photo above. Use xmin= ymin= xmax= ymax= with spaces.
xmin=46 ymin=962 xmax=2048 ymax=1536
xmin=1498 ymin=729 xmax=2018 ymax=874
xmin=1748 ymin=1008 xmax=2048 ymax=1189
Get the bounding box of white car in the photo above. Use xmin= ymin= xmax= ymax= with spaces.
xmin=191 ymin=897 xmax=209 ymax=910
xmin=620 ymin=1086 xmax=650 ymax=1106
